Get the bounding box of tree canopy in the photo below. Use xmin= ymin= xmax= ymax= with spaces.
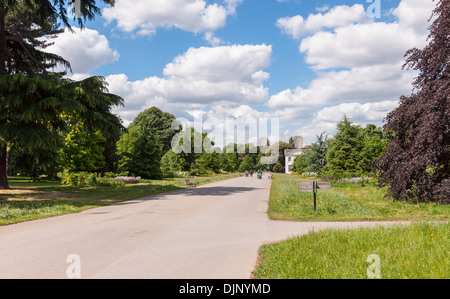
xmin=117 ymin=107 xmax=179 ymax=179
xmin=326 ymin=116 xmax=364 ymax=173
xmin=0 ymin=73 xmax=123 ymax=183
xmin=0 ymin=0 xmax=117 ymax=188
xmin=373 ymin=0 xmax=449 ymax=204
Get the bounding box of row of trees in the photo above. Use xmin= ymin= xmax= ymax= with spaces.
xmin=6 ymin=101 xmax=295 ymax=180
xmin=292 ymin=117 xmax=388 ymax=176
xmin=0 ymin=0 xmax=447 ymax=204
xmin=114 ymin=107 xmax=293 ymax=179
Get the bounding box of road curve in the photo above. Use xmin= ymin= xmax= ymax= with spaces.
xmin=0 ymin=176 xmax=405 ymax=278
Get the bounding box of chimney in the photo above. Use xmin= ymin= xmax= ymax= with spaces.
xmin=292 ymin=136 xmax=303 ymax=149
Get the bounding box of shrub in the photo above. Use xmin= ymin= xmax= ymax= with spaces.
xmin=95 ymin=178 xmax=125 ymax=187
xmin=59 ymin=171 xmax=142 ymax=186
xmin=58 ymin=170 xmax=92 ymax=186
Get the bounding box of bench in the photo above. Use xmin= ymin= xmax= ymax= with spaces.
xmin=185 ymin=179 xmax=197 ymax=188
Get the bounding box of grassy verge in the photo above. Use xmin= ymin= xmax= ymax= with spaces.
xmin=0 ymin=173 xmax=239 ymax=226
xmin=252 ymin=222 xmax=449 ymax=279
xmin=268 ymin=174 xmax=450 ymax=222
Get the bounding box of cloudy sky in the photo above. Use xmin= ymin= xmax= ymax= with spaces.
xmin=46 ymin=0 xmax=435 ymax=146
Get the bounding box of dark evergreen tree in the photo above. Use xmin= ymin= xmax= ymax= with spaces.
xmin=326 ymin=116 xmax=364 ymax=173
xmin=0 ymin=73 xmax=124 ymax=182
xmin=0 ymin=0 xmax=116 ymax=188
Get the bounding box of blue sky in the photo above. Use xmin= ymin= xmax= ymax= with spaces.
xmin=88 ymin=0 xmax=398 ymax=91
xmin=47 ymin=0 xmax=435 ymax=146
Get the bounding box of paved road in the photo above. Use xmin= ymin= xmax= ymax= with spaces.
xmin=0 ymin=176 xmax=405 ymax=278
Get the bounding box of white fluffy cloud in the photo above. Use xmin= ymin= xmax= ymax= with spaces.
xmin=48 ymin=0 xmax=436 ymax=148
xmin=392 ymin=0 xmax=437 ymax=35
xmin=276 ymin=4 xmax=369 ymax=39
xmin=272 ymin=0 xmax=435 ymax=145
xmin=290 ymin=101 xmax=399 ymax=145
xmin=299 ymin=20 xmax=428 ymax=71
xmin=268 ymin=63 xmax=416 ymax=109
xmin=45 ymin=27 xmax=119 ymax=77
xmin=103 ymin=0 xmax=242 ymax=36
xmin=107 ymin=44 xmax=272 ymax=125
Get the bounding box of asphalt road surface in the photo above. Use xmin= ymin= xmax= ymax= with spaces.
xmin=0 ymin=176 xmax=404 ymax=278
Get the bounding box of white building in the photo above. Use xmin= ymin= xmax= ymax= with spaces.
xmin=284 ymin=136 xmax=303 ymax=173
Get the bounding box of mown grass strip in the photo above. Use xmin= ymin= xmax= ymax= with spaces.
xmin=268 ymin=174 xmax=450 ymax=222
xmin=253 ymin=222 xmax=449 ymax=279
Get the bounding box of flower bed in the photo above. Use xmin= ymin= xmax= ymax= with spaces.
xmin=114 ymin=176 xmax=141 ymax=184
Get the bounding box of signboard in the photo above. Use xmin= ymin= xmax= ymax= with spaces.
xmin=298 ymin=181 xmax=331 ymax=211
xmin=298 ymin=181 xmax=314 ymax=193
xmin=316 ymin=181 xmax=331 ymax=189
xmin=298 ymin=181 xmax=330 ymax=192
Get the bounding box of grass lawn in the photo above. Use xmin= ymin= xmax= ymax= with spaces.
xmin=252 ymin=222 xmax=449 ymax=279
xmin=268 ymin=174 xmax=450 ymax=222
xmin=0 ymin=173 xmax=239 ymax=226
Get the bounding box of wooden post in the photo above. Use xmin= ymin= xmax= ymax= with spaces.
xmin=313 ymin=190 xmax=317 ymax=211
xmin=298 ymin=181 xmax=331 ymax=212
xmin=313 ymin=181 xmax=317 ymax=211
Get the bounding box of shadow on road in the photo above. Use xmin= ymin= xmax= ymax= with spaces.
xmin=182 ymin=186 xmax=257 ymax=197
xmin=114 ymin=186 xmax=259 ymax=204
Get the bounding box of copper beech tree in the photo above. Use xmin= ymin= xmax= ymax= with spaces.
xmin=374 ymin=0 xmax=449 ymax=203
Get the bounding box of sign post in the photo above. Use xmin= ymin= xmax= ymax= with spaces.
xmin=313 ymin=182 xmax=317 ymax=211
xmin=298 ymin=181 xmax=331 ymax=211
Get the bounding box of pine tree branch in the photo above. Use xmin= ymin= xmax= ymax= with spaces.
xmin=5 ymin=35 xmax=48 ymax=74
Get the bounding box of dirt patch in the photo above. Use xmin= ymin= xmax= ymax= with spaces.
xmin=0 ymin=189 xmax=79 ymax=201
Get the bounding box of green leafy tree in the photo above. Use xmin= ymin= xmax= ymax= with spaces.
xmin=59 ymin=121 xmax=106 ymax=172
xmin=117 ymin=126 xmax=162 ymax=179
xmin=189 ymin=151 xmax=221 ymax=176
xmin=100 ymin=118 xmax=123 ymax=173
xmin=292 ymin=147 xmax=310 ymax=173
xmin=117 ymin=107 xmax=179 ymax=179
xmin=218 ymin=152 xmax=239 ymax=172
xmin=326 ymin=116 xmax=364 ymax=173
xmin=129 ymin=107 xmax=178 ymax=156
xmin=305 ymin=132 xmax=329 ymax=173
xmin=239 ymin=155 xmax=255 ymax=172
xmin=360 ymin=124 xmax=388 ymax=171
xmin=172 ymin=127 xmax=214 ymax=172
xmin=160 ymin=149 xmax=184 ymax=177
xmin=226 ymin=153 xmax=239 ymax=172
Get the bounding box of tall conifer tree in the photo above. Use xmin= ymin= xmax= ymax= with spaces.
xmin=0 ymin=0 xmax=117 ymax=188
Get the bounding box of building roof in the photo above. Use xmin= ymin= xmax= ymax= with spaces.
xmin=285 ymin=149 xmax=303 ymax=157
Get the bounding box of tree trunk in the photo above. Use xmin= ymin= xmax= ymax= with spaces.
xmin=0 ymin=4 xmax=10 ymax=189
